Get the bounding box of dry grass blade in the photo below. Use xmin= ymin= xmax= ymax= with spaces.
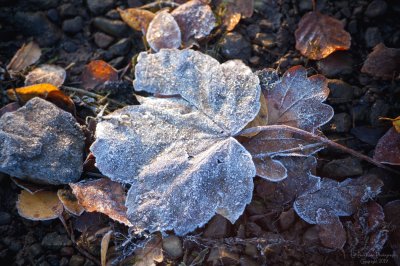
xmin=101 ymin=230 xmax=113 ymax=266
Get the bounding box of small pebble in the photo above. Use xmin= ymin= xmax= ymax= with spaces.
xmin=322 ymin=157 xmax=363 ymax=177
xmin=0 ymin=212 xmax=11 ymax=225
xmin=94 ymin=32 xmax=114 ymax=48
xmin=220 ymin=32 xmax=251 ymax=61
xmin=365 ymin=0 xmax=387 ymax=18
xmin=365 ymin=27 xmax=382 ymax=48
xmin=86 ymin=0 xmax=114 ymax=15
xmin=203 ymin=214 xmax=231 ymax=238
xmin=162 ymin=235 xmax=183 ymax=258
xmin=69 ymin=255 xmax=85 ymax=266
xmin=62 ymin=16 xmax=83 ymax=34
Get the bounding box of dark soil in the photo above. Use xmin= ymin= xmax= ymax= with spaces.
xmin=1 ymin=0 xmax=400 ymax=265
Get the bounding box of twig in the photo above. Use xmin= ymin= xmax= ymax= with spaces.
xmin=237 ymin=125 xmax=400 ymax=175
xmin=62 ymin=86 xmax=126 ymax=107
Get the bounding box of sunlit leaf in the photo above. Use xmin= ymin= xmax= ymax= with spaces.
xmin=361 ymin=43 xmax=400 ymax=80
xmin=25 ymin=64 xmax=66 ymax=87
xmin=7 ymin=83 xmax=59 ymax=102
xmin=57 ymin=188 xmax=85 ymax=216
xmin=295 ymin=11 xmax=351 ymax=60
xmin=17 ymin=190 xmax=63 ymax=221
xmin=81 ymin=60 xmax=118 ymax=91
xmin=70 ymin=178 xmax=132 ymax=226
xmin=373 ymin=128 xmax=400 ymax=165
xmin=146 ymin=11 xmax=182 ymax=52
xmin=118 ymin=8 xmax=155 ymax=34
xmin=91 ymin=49 xmax=260 ymax=235
xmin=7 ymin=41 xmax=41 ymax=77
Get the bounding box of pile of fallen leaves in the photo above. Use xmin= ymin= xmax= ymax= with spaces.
xmin=1 ymin=0 xmax=400 ymax=265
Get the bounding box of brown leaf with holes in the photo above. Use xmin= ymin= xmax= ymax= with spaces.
xmin=118 ymin=8 xmax=155 ymax=34
xmin=57 ymin=189 xmax=85 ymax=216
xmin=70 ymin=178 xmax=132 ymax=226
xmin=17 ymin=190 xmax=63 ymax=221
xmin=7 ymin=41 xmax=41 ymax=77
xmin=373 ymin=127 xmax=400 ymax=165
xmin=361 ymin=43 xmax=400 ymax=80
xmin=81 ymin=60 xmax=118 ymax=91
xmin=295 ymin=11 xmax=351 ymax=60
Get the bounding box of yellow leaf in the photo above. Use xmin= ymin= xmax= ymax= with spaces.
xmin=7 ymin=83 xmax=59 ymax=102
xmin=17 ymin=190 xmax=63 ymax=221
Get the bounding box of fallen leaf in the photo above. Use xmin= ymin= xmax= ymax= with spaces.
xmin=17 ymin=190 xmax=63 ymax=221
xmin=11 ymin=177 xmax=49 ymax=194
xmin=70 ymin=178 xmax=132 ymax=226
xmin=57 ymin=189 xmax=85 ymax=216
xmin=243 ymin=92 xmax=268 ymax=135
xmin=223 ymin=0 xmax=254 ymax=18
xmin=118 ymin=8 xmax=155 ymax=34
xmin=91 ymin=49 xmax=260 ymax=235
xmin=7 ymin=41 xmax=41 ymax=77
xmin=134 ymin=234 xmax=163 ymax=266
xmin=295 ymin=11 xmax=351 ymax=60
xmin=45 ymin=90 xmax=76 ymax=115
xmin=171 ymin=0 xmax=216 ymax=43
xmin=101 ymin=230 xmax=113 ymax=266
xmin=294 ymin=175 xmax=383 ymax=224
xmin=7 ymin=83 xmax=59 ymax=102
xmin=81 ymin=60 xmax=118 ymax=91
xmin=361 ymin=43 xmax=400 ymax=80
xmin=373 ymin=127 xmax=400 ymax=165
xmin=25 ymin=64 xmax=66 ymax=87
xmin=217 ymin=3 xmax=241 ymax=32
xmin=146 ymin=11 xmax=182 ymax=52
xmin=316 ymin=208 xmax=346 ymax=249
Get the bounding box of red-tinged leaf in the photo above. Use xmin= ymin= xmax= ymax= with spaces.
xmin=0 ymin=102 xmax=20 ymax=118
xmin=373 ymin=127 xmax=400 ymax=165
xmin=171 ymin=0 xmax=216 ymax=43
xmin=259 ymin=66 xmax=333 ymax=133
xmin=46 ymin=90 xmax=76 ymax=115
xmin=57 ymin=189 xmax=85 ymax=216
xmin=81 ymin=60 xmax=118 ymax=91
xmin=295 ymin=11 xmax=351 ymax=60
xmin=361 ymin=43 xmax=400 ymax=80
xmin=17 ymin=190 xmax=63 ymax=221
xmin=316 ymin=208 xmax=346 ymax=249
xmin=70 ymin=178 xmax=132 ymax=226
xmin=7 ymin=41 xmax=41 ymax=77
xmin=25 ymin=64 xmax=66 ymax=87
xmin=146 ymin=11 xmax=182 ymax=52
xmin=118 ymin=8 xmax=155 ymax=34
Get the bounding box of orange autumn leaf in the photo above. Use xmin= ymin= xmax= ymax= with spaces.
xmin=57 ymin=189 xmax=85 ymax=216
xmin=7 ymin=83 xmax=59 ymax=102
xmin=295 ymin=11 xmax=351 ymax=60
xmin=17 ymin=190 xmax=63 ymax=221
xmin=118 ymin=7 xmax=155 ymax=34
xmin=81 ymin=60 xmax=118 ymax=91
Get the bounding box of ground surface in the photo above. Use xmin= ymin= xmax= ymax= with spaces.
xmin=1 ymin=0 xmax=400 ymax=265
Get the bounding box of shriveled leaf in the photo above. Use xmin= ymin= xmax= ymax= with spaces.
xmin=259 ymin=66 xmax=334 ymax=133
xmin=118 ymin=8 xmax=155 ymax=34
xmin=294 ymin=175 xmax=383 ymax=224
xmin=134 ymin=234 xmax=163 ymax=266
xmin=243 ymin=125 xmax=325 ymax=181
xmin=373 ymin=127 xmax=400 ymax=165
xmin=70 ymin=178 xmax=132 ymax=226
xmin=7 ymin=83 xmax=59 ymax=102
xmin=7 ymin=41 xmax=41 ymax=77
xmin=316 ymin=208 xmax=346 ymax=249
xmin=295 ymin=11 xmax=351 ymax=60
xmin=101 ymin=230 xmax=113 ymax=266
xmin=57 ymin=189 xmax=85 ymax=216
xmin=171 ymin=0 xmax=216 ymax=43
xmin=25 ymin=64 xmax=66 ymax=87
xmin=361 ymin=43 xmax=400 ymax=80
xmin=81 ymin=60 xmax=118 ymax=91
xmin=91 ymin=49 xmax=260 ymax=235
xmin=17 ymin=190 xmax=63 ymax=221
xmin=146 ymin=11 xmax=182 ymax=52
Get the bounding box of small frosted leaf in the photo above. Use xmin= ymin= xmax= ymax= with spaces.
xmin=134 ymin=49 xmax=260 ymax=134
xmin=146 ymin=11 xmax=181 ymax=52
xmin=25 ymin=64 xmax=66 ymax=87
xmin=171 ymin=0 xmax=216 ymax=43
xmin=316 ymin=208 xmax=346 ymax=249
xmin=243 ymin=125 xmax=325 ymax=181
xmin=259 ymin=66 xmax=334 ymax=133
xmin=294 ymin=175 xmax=383 ymax=224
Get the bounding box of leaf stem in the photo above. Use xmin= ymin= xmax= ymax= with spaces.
xmin=238 ymin=125 xmax=400 ymax=175
xmin=62 ymin=85 xmax=126 ymax=107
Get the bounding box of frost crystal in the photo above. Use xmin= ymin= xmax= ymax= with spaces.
xmin=91 ymin=49 xmax=261 ymax=235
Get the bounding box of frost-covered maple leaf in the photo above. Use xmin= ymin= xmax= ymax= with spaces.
xmin=91 ymin=49 xmax=260 ymax=235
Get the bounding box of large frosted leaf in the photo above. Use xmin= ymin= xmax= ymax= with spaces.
xmin=294 ymin=175 xmax=383 ymax=224
xmin=259 ymin=66 xmax=334 ymax=133
xmin=91 ymin=49 xmax=260 ymax=235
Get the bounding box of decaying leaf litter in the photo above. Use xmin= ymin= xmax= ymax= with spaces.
xmin=1 ymin=0 xmax=400 ymax=265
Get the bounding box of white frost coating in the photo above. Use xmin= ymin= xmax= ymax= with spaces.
xmin=171 ymin=0 xmax=216 ymax=42
xmin=146 ymin=11 xmax=181 ymax=52
xmin=91 ymin=50 xmax=261 ymax=235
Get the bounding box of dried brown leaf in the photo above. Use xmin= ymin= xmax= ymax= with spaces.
xmin=81 ymin=60 xmax=118 ymax=91
xmin=295 ymin=11 xmax=351 ymax=60
xmin=7 ymin=41 xmax=41 ymax=77
xmin=101 ymin=230 xmax=113 ymax=266
xmin=373 ymin=127 xmax=400 ymax=165
xmin=361 ymin=43 xmax=400 ymax=80
xmin=25 ymin=64 xmax=66 ymax=87
xmin=316 ymin=208 xmax=346 ymax=249
xmin=70 ymin=178 xmax=132 ymax=226
xmin=17 ymin=190 xmax=63 ymax=221
xmin=57 ymin=189 xmax=85 ymax=216
xmin=146 ymin=11 xmax=182 ymax=52
xmin=134 ymin=234 xmax=163 ymax=266
xmin=11 ymin=177 xmax=49 ymax=194
xmin=118 ymin=8 xmax=155 ymax=34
